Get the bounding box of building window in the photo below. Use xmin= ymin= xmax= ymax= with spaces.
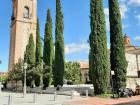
xmin=24 ymin=6 xmax=29 ymax=18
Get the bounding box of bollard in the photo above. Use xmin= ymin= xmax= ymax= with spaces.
xmin=71 ymin=90 xmax=74 ymax=99
xmin=8 ymin=95 xmax=12 ymax=105
xmin=54 ymin=91 xmax=57 ymax=101
xmin=86 ymin=90 xmax=88 ymax=98
xmin=22 ymin=93 xmax=24 ymax=98
xmin=33 ymin=93 xmax=37 ymax=103
xmin=23 ymin=92 xmax=25 ymax=98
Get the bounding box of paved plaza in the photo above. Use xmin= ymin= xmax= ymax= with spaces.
xmin=0 ymin=92 xmax=86 ymax=105
xmin=66 ymin=96 xmax=140 ymax=105
xmin=1 ymin=92 xmax=140 ymax=105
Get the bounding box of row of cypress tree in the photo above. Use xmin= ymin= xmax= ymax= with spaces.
xmin=89 ymin=0 xmax=127 ymax=95
xmin=24 ymin=0 xmax=64 ymax=88
xmin=24 ymin=0 xmax=127 ymax=93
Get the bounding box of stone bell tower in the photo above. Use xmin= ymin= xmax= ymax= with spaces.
xmin=124 ymin=35 xmax=131 ymax=46
xmin=8 ymin=0 xmax=37 ymax=70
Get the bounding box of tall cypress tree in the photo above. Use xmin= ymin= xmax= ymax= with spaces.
xmin=53 ymin=0 xmax=65 ymax=87
xmin=89 ymin=0 xmax=109 ymax=95
xmin=36 ymin=19 xmax=42 ymax=65
xmin=43 ymin=9 xmax=54 ymax=87
xmin=24 ymin=34 xmax=35 ymax=87
xmin=109 ymin=0 xmax=127 ymax=90
xmin=88 ymin=49 xmax=93 ymax=82
xmin=24 ymin=34 xmax=35 ymax=65
xmin=35 ymin=19 xmax=43 ymax=87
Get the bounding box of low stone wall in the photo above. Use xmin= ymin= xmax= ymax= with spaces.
xmin=5 ymin=84 xmax=94 ymax=96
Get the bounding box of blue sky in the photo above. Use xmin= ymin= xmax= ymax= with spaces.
xmin=0 ymin=0 xmax=140 ymax=71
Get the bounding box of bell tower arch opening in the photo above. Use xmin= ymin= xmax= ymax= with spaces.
xmin=24 ymin=6 xmax=30 ymax=18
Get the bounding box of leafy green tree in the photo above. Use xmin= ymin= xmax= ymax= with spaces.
xmin=8 ymin=59 xmax=23 ymax=81
xmin=89 ymin=0 xmax=109 ymax=95
xmin=0 ymin=76 xmax=7 ymax=82
xmin=35 ymin=19 xmax=43 ymax=87
xmin=53 ymin=0 xmax=65 ymax=87
xmin=34 ymin=65 xmax=42 ymax=87
xmin=65 ymin=62 xmax=80 ymax=84
xmin=7 ymin=59 xmax=24 ymax=88
xmin=109 ymin=0 xmax=127 ymax=90
xmin=43 ymin=9 xmax=54 ymax=88
xmin=24 ymin=34 xmax=35 ymax=87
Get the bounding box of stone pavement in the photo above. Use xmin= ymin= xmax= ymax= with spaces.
xmin=1 ymin=92 xmax=140 ymax=105
xmin=65 ymin=96 xmax=140 ymax=105
xmin=0 ymin=92 xmax=87 ymax=105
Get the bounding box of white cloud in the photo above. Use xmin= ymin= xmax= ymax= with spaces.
xmin=128 ymin=0 xmax=140 ymax=6
xmin=65 ymin=43 xmax=89 ymax=55
xmin=105 ymin=17 xmax=110 ymax=31
xmin=119 ymin=0 xmax=126 ymax=3
xmin=135 ymin=14 xmax=140 ymax=25
xmin=122 ymin=24 xmax=129 ymax=29
xmin=104 ymin=8 xmax=110 ymax=31
xmin=104 ymin=1 xmax=129 ymax=31
xmin=104 ymin=2 xmax=128 ymax=19
xmin=104 ymin=8 xmax=109 ymax=17
xmin=119 ymin=3 xmax=128 ymax=19
xmin=134 ymin=36 xmax=140 ymax=42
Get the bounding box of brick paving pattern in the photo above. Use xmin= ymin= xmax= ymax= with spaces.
xmin=0 ymin=92 xmax=140 ymax=105
xmin=65 ymin=96 xmax=140 ymax=105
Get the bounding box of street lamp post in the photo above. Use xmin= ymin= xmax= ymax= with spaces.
xmin=23 ymin=63 xmax=27 ymax=97
xmin=111 ymin=70 xmax=115 ymax=99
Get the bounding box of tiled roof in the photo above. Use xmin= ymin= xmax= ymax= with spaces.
xmin=78 ymin=62 xmax=89 ymax=69
xmin=0 ymin=72 xmax=7 ymax=76
xmin=125 ymin=45 xmax=138 ymax=52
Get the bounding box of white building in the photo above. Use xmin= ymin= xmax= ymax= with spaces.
xmin=79 ymin=35 xmax=140 ymax=90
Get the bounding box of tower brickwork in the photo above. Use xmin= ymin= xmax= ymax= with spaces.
xmin=124 ymin=35 xmax=130 ymax=46
xmin=9 ymin=0 xmax=37 ymax=70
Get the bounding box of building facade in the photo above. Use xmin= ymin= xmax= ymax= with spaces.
xmin=124 ymin=36 xmax=140 ymax=90
xmin=8 ymin=0 xmax=37 ymax=70
xmin=79 ymin=35 xmax=140 ymax=90
xmin=79 ymin=62 xmax=89 ymax=82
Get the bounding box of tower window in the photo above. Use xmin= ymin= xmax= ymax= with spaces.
xmin=24 ymin=6 xmax=29 ymax=18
